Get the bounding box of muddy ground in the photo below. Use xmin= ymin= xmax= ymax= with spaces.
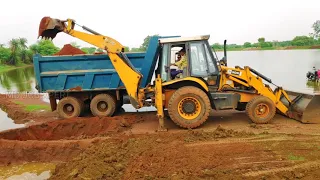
xmin=1 ymin=94 xmax=320 ymax=179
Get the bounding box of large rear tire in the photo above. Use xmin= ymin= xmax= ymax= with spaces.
xmin=57 ymin=96 xmax=82 ymax=119
xmin=246 ymin=96 xmax=276 ymax=124
xmin=168 ymin=86 xmax=211 ymax=129
xmin=90 ymin=94 xmax=116 ymax=117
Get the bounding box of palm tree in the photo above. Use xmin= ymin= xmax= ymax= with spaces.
xmin=18 ymin=38 xmax=28 ymax=49
xmin=8 ymin=39 xmax=19 ymax=65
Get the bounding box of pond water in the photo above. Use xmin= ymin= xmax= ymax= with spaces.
xmin=215 ymin=49 xmax=320 ymax=94
xmin=0 ymin=109 xmax=24 ymax=132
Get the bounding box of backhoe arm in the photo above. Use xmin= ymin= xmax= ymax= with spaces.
xmin=38 ymin=17 xmax=143 ymax=108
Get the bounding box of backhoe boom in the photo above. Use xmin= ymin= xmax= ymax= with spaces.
xmin=38 ymin=17 xmax=143 ymax=108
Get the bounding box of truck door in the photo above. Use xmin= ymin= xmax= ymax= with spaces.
xmin=158 ymin=43 xmax=188 ymax=82
xmin=187 ymin=40 xmax=220 ymax=89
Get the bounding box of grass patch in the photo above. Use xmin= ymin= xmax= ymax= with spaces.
xmin=25 ymin=105 xmax=50 ymax=112
xmin=14 ymin=101 xmax=50 ymax=112
xmin=288 ymin=154 xmax=305 ymax=161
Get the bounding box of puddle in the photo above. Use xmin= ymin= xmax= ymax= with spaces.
xmin=0 ymin=109 xmax=24 ymax=132
xmin=0 ymin=162 xmax=55 ymax=180
xmin=122 ymin=104 xmax=156 ymax=112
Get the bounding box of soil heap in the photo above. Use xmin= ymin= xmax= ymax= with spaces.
xmin=54 ymin=44 xmax=85 ymax=56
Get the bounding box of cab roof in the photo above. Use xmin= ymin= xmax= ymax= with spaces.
xmin=159 ymin=35 xmax=210 ymax=44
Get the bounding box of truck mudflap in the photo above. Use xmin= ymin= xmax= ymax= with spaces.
xmin=280 ymin=90 xmax=320 ymax=123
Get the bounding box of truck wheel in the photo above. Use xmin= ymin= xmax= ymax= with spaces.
xmin=57 ymin=96 xmax=81 ymax=119
xmin=246 ymin=96 xmax=276 ymax=124
xmin=90 ymin=94 xmax=116 ymax=117
xmin=168 ymin=86 xmax=211 ymax=129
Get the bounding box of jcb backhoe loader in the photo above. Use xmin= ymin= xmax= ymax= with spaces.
xmin=37 ymin=17 xmax=320 ymax=131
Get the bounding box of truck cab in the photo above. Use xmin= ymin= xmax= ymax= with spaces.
xmin=156 ymin=35 xmax=220 ymax=87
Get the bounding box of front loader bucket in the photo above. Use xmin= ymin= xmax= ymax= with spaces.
xmin=280 ymin=90 xmax=320 ymax=123
xmin=38 ymin=17 xmax=65 ymax=39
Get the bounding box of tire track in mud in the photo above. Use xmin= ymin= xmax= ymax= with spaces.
xmin=184 ymin=135 xmax=318 ymax=147
xmin=243 ymin=160 xmax=320 ymax=177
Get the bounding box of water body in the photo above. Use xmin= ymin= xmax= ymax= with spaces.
xmin=0 ymin=109 xmax=24 ymax=132
xmin=215 ymin=49 xmax=320 ymax=94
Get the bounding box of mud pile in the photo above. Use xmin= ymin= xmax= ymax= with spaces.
xmin=0 ymin=109 xmax=150 ymax=165
xmin=50 ymin=127 xmax=254 ymax=179
xmin=0 ymin=138 xmax=105 ymax=165
xmin=53 ymin=44 xmax=85 ymax=56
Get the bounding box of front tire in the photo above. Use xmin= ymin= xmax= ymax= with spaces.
xmin=168 ymin=86 xmax=211 ymax=129
xmin=246 ymin=96 xmax=276 ymax=124
xmin=90 ymin=94 xmax=116 ymax=117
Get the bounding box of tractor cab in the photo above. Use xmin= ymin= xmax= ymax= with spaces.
xmin=157 ymin=35 xmax=222 ymax=89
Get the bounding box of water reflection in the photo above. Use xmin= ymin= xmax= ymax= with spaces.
xmin=0 ymin=66 xmax=36 ymax=93
xmin=0 ymin=109 xmax=24 ymax=132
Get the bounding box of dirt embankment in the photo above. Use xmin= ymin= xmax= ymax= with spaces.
xmin=0 ymin=93 xmax=148 ymax=166
xmin=49 ymin=129 xmax=320 ymax=180
xmin=0 ymin=94 xmax=56 ymax=124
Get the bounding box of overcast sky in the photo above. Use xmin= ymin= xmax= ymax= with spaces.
xmin=0 ymin=0 xmax=319 ymax=48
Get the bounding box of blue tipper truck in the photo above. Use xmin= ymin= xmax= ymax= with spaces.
xmin=34 ymin=36 xmax=170 ymax=115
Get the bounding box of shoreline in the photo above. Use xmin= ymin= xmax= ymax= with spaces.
xmin=0 ymin=64 xmax=33 ymax=73
xmin=214 ymin=45 xmax=320 ymax=52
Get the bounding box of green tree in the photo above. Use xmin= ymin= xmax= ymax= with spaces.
xmin=81 ymin=47 xmax=97 ymax=54
xmin=311 ymin=20 xmax=320 ymax=39
xmin=211 ymin=43 xmax=223 ymax=49
xmin=140 ymin=34 xmax=158 ymax=51
xmin=96 ymin=48 xmax=104 ymax=53
xmin=258 ymin=37 xmax=265 ymax=43
xmin=8 ymin=39 xmax=20 ymax=65
xmin=243 ymin=42 xmax=252 ymax=48
xmin=0 ymin=47 xmax=11 ymax=64
xmin=130 ymin=47 xmax=143 ymax=52
xmin=18 ymin=38 xmax=29 ymax=63
xmin=123 ymin=46 xmax=130 ymax=52
xmin=292 ymin=36 xmax=314 ymax=46
xmin=29 ymin=40 xmax=60 ymax=55
xmin=70 ymin=42 xmax=81 ymax=49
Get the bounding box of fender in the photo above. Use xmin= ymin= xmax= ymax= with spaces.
xmin=162 ymin=77 xmax=209 ymax=92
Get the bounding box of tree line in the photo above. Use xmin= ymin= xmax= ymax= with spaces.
xmin=0 ymin=39 xmax=60 ymax=65
xmin=212 ymin=20 xmax=320 ymax=50
xmin=0 ymin=20 xmax=319 ymax=66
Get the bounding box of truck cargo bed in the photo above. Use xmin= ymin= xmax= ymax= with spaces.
xmin=33 ymin=37 xmax=160 ymax=93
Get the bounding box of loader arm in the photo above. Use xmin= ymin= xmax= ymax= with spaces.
xmin=219 ymin=65 xmax=316 ymax=122
xmin=38 ymin=18 xmax=143 ymax=108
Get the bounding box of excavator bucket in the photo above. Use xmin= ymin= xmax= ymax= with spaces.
xmin=280 ymin=90 xmax=320 ymax=123
xmin=38 ymin=17 xmax=65 ymax=40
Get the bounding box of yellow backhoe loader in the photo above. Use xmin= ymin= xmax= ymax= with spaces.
xmin=36 ymin=17 xmax=320 ymax=131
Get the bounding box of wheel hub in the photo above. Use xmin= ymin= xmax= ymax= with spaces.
xmin=97 ymin=101 xmax=108 ymax=112
xmin=63 ymin=103 xmax=74 ymax=115
xmin=182 ymin=101 xmax=196 ymax=113
xmin=178 ymin=97 xmax=202 ymax=120
xmin=66 ymin=105 xmax=73 ymax=112
xmin=255 ymin=103 xmax=269 ymax=117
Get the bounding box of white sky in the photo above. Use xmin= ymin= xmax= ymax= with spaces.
xmin=0 ymin=0 xmax=319 ymax=48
